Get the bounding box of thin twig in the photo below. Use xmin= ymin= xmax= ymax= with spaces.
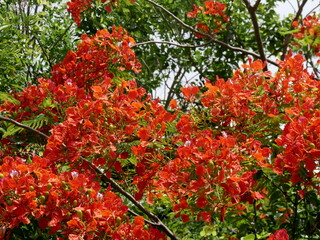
xmin=305 ymin=3 xmax=320 ymax=18
xmin=33 ymin=33 xmax=53 ymax=69
xmin=262 ymin=172 xmax=295 ymax=205
xmin=253 ymin=200 xmax=258 ymax=239
xmin=135 ymin=39 xmax=214 ymax=48
xmin=128 ymin=209 xmax=159 ymax=226
xmin=153 ymin=4 xmax=175 ymax=37
xmin=50 ymin=23 xmax=73 ymax=51
xmin=164 ymin=67 xmax=184 ymax=109
xmin=0 ymin=116 xmax=49 ymax=139
xmin=291 ymin=190 xmax=300 ymax=240
xmin=144 ymin=0 xmax=278 ymax=67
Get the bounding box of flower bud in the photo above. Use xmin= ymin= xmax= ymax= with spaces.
xmin=47 ymin=183 xmax=53 ymax=191
xmin=39 ymin=195 xmax=46 ymax=204
xmin=77 ymin=210 xmax=83 ymax=219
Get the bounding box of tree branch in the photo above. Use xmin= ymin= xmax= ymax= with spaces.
xmin=281 ymin=0 xmax=308 ymax=60
xmin=135 ymin=39 xmax=214 ymax=48
xmin=305 ymin=3 xmax=320 ymax=18
xmin=252 ymin=0 xmax=261 ymax=10
xmin=0 ymin=116 xmax=49 ymax=139
xmin=242 ymin=0 xmax=267 ymax=70
xmin=128 ymin=209 xmax=158 ymax=226
xmin=164 ymin=67 xmax=184 ymax=109
xmin=143 ymin=0 xmax=278 ymax=67
xmin=50 ymin=23 xmax=73 ymax=51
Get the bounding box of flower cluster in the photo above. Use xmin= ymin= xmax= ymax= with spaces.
xmin=292 ymin=14 xmax=320 ymax=64
xmin=187 ymin=0 xmax=229 ymax=38
xmin=0 ymin=156 xmax=166 ymax=239
xmin=67 ymin=0 xmax=136 ymax=25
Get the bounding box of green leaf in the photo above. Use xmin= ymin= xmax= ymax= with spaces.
xmin=1 ymin=124 xmax=24 ymax=138
xmin=278 ymin=28 xmax=300 ymax=35
xmin=0 ymin=92 xmax=20 ymax=104
xmin=22 ymin=114 xmax=48 ymax=130
xmin=1 ymin=114 xmax=49 ymax=139
xmin=242 ymin=234 xmax=255 ymax=240
xmin=0 ymin=24 xmax=10 ymax=31
xmin=42 ymin=98 xmax=55 ymax=108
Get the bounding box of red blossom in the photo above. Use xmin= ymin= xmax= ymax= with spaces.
xmin=267 ymin=229 xmax=289 ymax=240
xmin=187 ymin=0 xmax=229 ymax=38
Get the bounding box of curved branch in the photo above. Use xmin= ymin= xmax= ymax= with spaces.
xmin=252 ymin=0 xmax=261 ymax=10
xmin=305 ymin=3 xmax=320 ymax=18
xmin=135 ymin=39 xmax=214 ymax=48
xmin=0 ymin=116 xmax=49 ymax=139
xmin=164 ymin=67 xmax=184 ymax=110
xmin=143 ymin=0 xmax=278 ymax=67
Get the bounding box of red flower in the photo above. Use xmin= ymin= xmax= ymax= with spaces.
xmin=267 ymin=229 xmax=289 ymax=240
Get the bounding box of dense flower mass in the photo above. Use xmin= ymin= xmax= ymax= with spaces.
xmin=267 ymin=229 xmax=289 ymax=240
xmin=2 ymin=36 xmax=320 ymax=238
xmin=0 ymin=23 xmax=168 ymax=239
xmin=0 ymin=156 xmax=133 ymax=239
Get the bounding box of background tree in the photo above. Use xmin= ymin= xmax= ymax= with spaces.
xmin=0 ymin=0 xmax=75 ymax=92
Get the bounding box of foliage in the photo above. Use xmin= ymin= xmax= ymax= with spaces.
xmin=0 ymin=0 xmax=75 ymax=92
xmin=0 ymin=0 xmax=320 ymax=240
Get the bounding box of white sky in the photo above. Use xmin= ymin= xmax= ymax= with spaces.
xmin=276 ymin=0 xmax=320 ymax=19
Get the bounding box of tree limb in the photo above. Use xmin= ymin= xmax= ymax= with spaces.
xmin=0 ymin=116 xmax=49 ymax=139
xmin=242 ymin=0 xmax=267 ymax=70
xmin=164 ymin=67 xmax=184 ymax=109
xmin=50 ymin=23 xmax=73 ymax=51
xmin=252 ymin=0 xmax=261 ymax=10
xmin=143 ymin=0 xmax=278 ymax=67
xmin=305 ymin=3 xmax=320 ymax=18
xmin=128 ymin=209 xmax=158 ymax=226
